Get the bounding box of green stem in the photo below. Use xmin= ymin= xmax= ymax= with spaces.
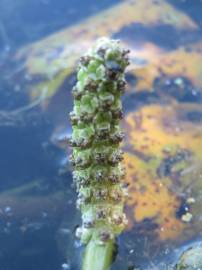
xmin=83 ymin=239 xmax=115 ymax=270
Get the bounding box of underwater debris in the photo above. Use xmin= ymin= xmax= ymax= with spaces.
xmin=61 ymin=263 xmax=70 ymax=270
xmin=181 ymin=212 xmax=193 ymax=223
xmin=186 ymin=198 xmax=195 ymax=205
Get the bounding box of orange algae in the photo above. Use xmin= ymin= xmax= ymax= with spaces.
xmin=129 ymin=42 xmax=202 ymax=92
xmin=122 ymin=103 xmax=202 ymax=241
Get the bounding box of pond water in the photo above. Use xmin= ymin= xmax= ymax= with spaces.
xmin=0 ymin=0 xmax=202 ymax=269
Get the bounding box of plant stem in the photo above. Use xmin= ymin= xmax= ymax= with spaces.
xmin=83 ymin=239 xmax=115 ymax=270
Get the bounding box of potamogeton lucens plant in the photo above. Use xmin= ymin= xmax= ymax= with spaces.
xmin=68 ymin=37 xmax=129 ymax=270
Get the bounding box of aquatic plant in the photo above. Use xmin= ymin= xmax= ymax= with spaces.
xmin=68 ymin=37 xmax=129 ymax=270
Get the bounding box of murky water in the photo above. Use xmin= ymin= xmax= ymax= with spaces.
xmin=0 ymin=0 xmax=202 ymax=269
